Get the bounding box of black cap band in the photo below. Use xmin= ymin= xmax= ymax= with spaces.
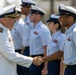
xmin=59 ymin=6 xmax=76 ymax=18
xmin=46 ymin=18 xmax=61 ymax=28
xmin=31 ymin=9 xmax=44 ymax=16
xmin=20 ymin=2 xmax=35 ymax=7
xmin=0 ymin=9 xmax=19 ymax=18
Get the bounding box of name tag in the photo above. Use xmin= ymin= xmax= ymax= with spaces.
xmin=67 ymin=36 xmax=71 ymax=41
xmin=33 ymin=31 xmax=38 ymax=35
xmin=26 ymin=22 xmax=29 ymax=25
xmin=53 ymin=39 xmax=58 ymax=43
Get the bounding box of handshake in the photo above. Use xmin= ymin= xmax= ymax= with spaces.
xmin=33 ymin=56 xmax=44 ymax=66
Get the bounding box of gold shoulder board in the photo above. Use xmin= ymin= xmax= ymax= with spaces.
xmin=0 ymin=28 xmax=3 ymax=33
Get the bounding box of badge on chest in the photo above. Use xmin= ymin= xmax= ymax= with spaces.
xmin=67 ymin=36 xmax=71 ymax=41
xmin=26 ymin=22 xmax=29 ymax=25
xmin=53 ymin=39 xmax=58 ymax=43
xmin=33 ymin=31 xmax=38 ymax=35
xmin=8 ymin=37 xmax=14 ymax=45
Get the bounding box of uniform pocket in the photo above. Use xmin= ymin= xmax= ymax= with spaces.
xmin=51 ymin=42 xmax=58 ymax=48
xmin=33 ymin=34 xmax=38 ymax=39
xmin=66 ymin=40 xmax=73 ymax=46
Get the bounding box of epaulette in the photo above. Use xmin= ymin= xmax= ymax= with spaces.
xmin=0 ymin=28 xmax=3 ymax=33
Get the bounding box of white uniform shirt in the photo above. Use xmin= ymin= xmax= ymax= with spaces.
xmin=30 ymin=21 xmax=51 ymax=55
xmin=11 ymin=19 xmax=24 ymax=50
xmin=47 ymin=30 xmax=65 ymax=56
xmin=60 ymin=23 xmax=76 ymax=65
xmin=23 ymin=15 xmax=34 ymax=47
xmin=0 ymin=24 xmax=33 ymax=75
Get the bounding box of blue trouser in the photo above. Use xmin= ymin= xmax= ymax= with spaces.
xmin=48 ymin=60 xmax=60 ymax=75
xmin=29 ymin=63 xmax=44 ymax=75
xmin=16 ymin=50 xmax=26 ymax=75
xmin=64 ymin=65 xmax=76 ymax=75
xmin=22 ymin=47 xmax=30 ymax=75
xmin=29 ymin=54 xmax=44 ymax=75
xmin=23 ymin=47 xmax=29 ymax=56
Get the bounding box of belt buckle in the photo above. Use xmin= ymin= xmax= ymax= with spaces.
xmin=30 ymin=55 xmax=32 ymax=57
xmin=64 ymin=64 xmax=67 ymax=68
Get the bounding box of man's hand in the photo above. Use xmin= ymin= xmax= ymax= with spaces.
xmin=42 ymin=68 xmax=48 ymax=75
xmin=33 ymin=56 xmax=43 ymax=66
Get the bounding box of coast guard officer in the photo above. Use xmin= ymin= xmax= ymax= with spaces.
xmin=11 ymin=8 xmax=24 ymax=54
xmin=42 ymin=4 xmax=76 ymax=75
xmin=29 ymin=6 xmax=51 ymax=75
xmin=20 ymin=0 xmax=37 ymax=75
xmin=11 ymin=8 xmax=25 ymax=75
xmin=0 ymin=5 xmax=43 ymax=75
xmin=21 ymin=0 xmax=37 ymax=56
xmin=46 ymin=14 xmax=65 ymax=75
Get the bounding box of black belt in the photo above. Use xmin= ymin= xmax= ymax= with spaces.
xmin=15 ymin=49 xmax=21 ymax=51
xmin=67 ymin=65 xmax=76 ymax=68
xmin=15 ymin=49 xmax=21 ymax=53
xmin=24 ymin=46 xmax=29 ymax=49
xmin=30 ymin=54 xmax=44 ymax=57
xmin=51 ymin=59 xmax=61 ymax=62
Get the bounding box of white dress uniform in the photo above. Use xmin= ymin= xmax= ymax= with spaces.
xmin=30 ymin=21 xmax=51 ymax=55
xmin=11 ymin=18 xmax=24 ymax=50
xmin=47 ymin=30 xmax=65 ymax=56
xmin=60 ymin=23 xmax=76 ymax=65
xmin=23 ymin=15 xmax=33 ymax=47
xmin=0 ymin=5 xmax=33 ymax=75
xmin=0 ymin=24 xmax=33 ymax=75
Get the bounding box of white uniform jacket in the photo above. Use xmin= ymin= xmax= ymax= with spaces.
xmin=0 ymin=24 xmax=33 ymax=75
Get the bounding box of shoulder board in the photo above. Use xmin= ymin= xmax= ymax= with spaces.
xmin=73 ymin=24 xmax=76 ymax=32
xmin=0 ymin=28 xmax=3 ymax=33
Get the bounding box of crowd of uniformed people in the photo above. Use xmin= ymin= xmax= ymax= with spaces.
xmin=0 ymin=0 xmax=76 ymax=75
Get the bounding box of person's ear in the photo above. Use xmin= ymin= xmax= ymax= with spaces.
xmin=2 ymin=18 xmax=7 ymax=24
xmin=69 ymin=16 xmax=73 ymax=20
xmin=2 ymin=18 xmax=6 ymax=21
xmin=55 ymin=23 xmax=59 ymax=28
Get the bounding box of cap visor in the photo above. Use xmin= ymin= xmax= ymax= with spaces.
xmin=46 ymin=19 xmax=51 ymax=22
xmin=56 ymin=13 xmax=67 ymax=16
xmin=55 ymin=14 xmax=61 ymax=16
xmin=20 ymin=4 xmax=25 ymax=6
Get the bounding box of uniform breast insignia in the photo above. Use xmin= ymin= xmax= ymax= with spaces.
xmin=0 ymin=28 xmax=3 ymax=33
xmin=14 ymin=28 xmax=16 ymax=30
xmin=26 ymin=22 xmax=29 ymax=25
xmin=53 ymin=39 xmax=58 ymax=43
xmin=33 ymin=31 xmax=38 ymax=35
xmin=67 ymin=36 xmax=71 ymax=41
xmin=8 ymin=38 xmax=14 ymax=45
xmin=9 ymin=38 xmax=12 ymax=42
